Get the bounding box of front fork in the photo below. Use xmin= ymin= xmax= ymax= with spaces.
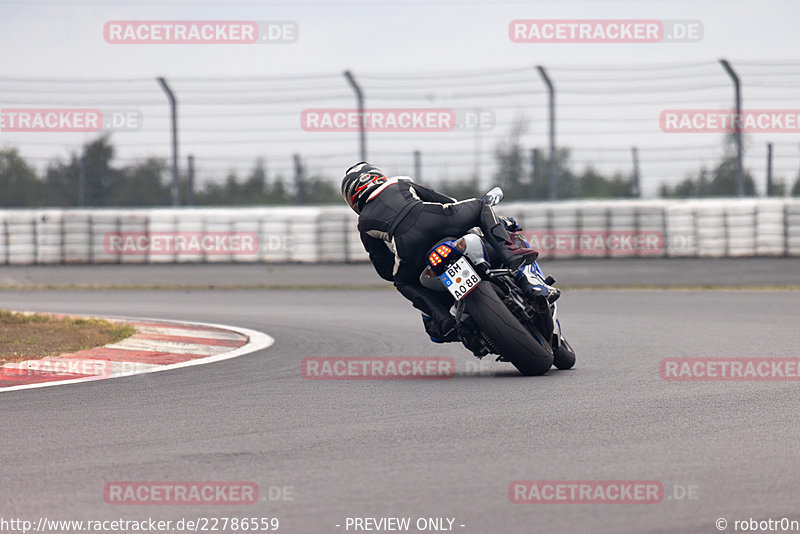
xmin=515 ymin=263 xmax=564 ymax=350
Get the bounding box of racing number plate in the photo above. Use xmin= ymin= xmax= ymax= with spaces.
xmin=439 ymin=257 xmax=481 ymax=300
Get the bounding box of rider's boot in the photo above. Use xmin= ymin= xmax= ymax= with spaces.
xmin=479 ymin=204 xmax=538 ymax=270
xmin=421 ymin=313 xmax=459 ymax=343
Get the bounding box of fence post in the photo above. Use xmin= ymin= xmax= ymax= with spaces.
xmin=631 ymin=146 xmax=641 ymax=198
xmin=719 ymin=59 xmax=744 ymax=197
xmin=536 ymin=66 xmax=557 ymax=200
xmin=156 ymin=76 xmax=180 ymax=207
xmin=413 ymin=150 xmax=422 ymax=181
xmin=343 ymin=70 xmax=366 ymax=162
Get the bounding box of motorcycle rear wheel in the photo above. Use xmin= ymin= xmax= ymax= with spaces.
xmin=464 ymin=281 xmax=553 ymax=376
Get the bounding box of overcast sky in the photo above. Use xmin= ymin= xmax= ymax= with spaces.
xmin=2 ymin=0 xmax=798 ymax=75
xmin=1 ymin=0 xmax=799 ymax=196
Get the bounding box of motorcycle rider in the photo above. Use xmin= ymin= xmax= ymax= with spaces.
xmin=341 ymin=162 xmax=540 ymax=355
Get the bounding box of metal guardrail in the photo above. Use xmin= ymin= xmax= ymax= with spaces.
xmin=1 ymin=199 xmax=799 ymax=264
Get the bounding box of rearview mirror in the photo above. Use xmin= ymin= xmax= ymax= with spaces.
xmin=482 ymin=187 xmax=504 ymax=206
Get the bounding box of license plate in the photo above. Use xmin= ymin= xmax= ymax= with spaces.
xmin=439 ymin=257 xmax=481 ymax=300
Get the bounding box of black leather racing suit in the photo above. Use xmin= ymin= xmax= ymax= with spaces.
xmin=357 ymin=177 xmax=492 ymax=340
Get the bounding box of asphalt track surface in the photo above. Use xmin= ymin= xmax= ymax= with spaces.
xmin=1 ymin=261 xmax=800 ymax=534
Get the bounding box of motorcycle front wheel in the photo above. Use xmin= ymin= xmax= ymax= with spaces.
xmin=553 ymin=337 xmax=576 ymax=370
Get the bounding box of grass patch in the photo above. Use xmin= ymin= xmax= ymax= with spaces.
xmin=0 ymin=311 xmax=135 ymax=361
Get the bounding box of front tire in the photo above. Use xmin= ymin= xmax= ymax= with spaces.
xmin=464 ymin=281 xmax=553 ymax=376
xmin=553 ymin=338 xmax=576 ymax=370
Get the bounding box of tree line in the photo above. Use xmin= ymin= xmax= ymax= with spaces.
xmin=1 ymin=135 xmax=798 ymax=208
xmin=0 ymin=136 xmax=339 ymax=208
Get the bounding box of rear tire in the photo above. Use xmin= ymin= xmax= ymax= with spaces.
xmin=464 ymin=281 xmax=553 ymax=376
xmin=553 ymin=338 xmax=576 ymax=370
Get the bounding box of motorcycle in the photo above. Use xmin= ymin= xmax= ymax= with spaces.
xmin=419 ymin=187 xmax=576 ymax=376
